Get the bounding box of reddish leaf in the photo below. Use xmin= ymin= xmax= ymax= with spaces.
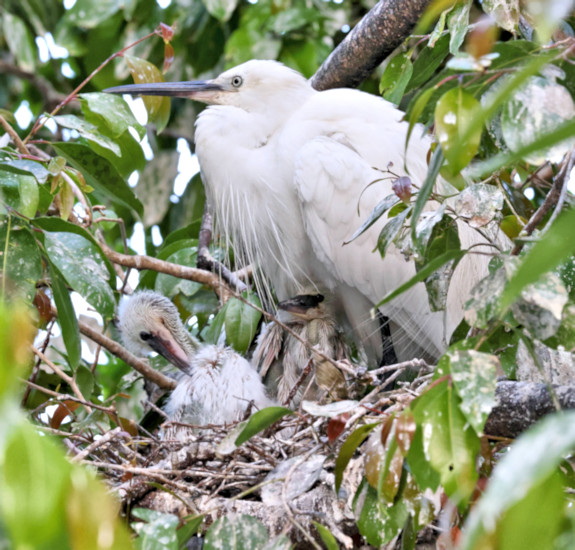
xmin=466 ymin=16 xmax=498 ymax=60
xmin=163 ymin=43 xmax=175 ymax=74
xmin=327 ymin=413 xmax=349 ymax=443
xmin=394 ymin=411 xmax=416 ymax=455
xmin=33 ymin=289 xmax=52 ymax=327
xmin=392 ymin=176 xmax=412 ymax=204
xmin=50 ymin=400 xmax=81 ymax=429
xmin=380 ymin=414 xmax=395 ymax=445
xmin=118 ymin=417 xmax=138 ymax=437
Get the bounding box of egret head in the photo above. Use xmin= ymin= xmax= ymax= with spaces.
xmin=117 ymin=291 xmax=191 ymax=373
xmin=105 ymin=60 xmax=312 ymax=113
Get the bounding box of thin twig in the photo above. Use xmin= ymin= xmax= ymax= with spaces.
xmin=31 ymin=346 xmax=92 ymax=412
xmin=0 ymin=114 xmax=29 ymax=155
xmin=71 ymin=427 xmax=129 ymax=462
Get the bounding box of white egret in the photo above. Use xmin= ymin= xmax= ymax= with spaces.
xmin=254 ymin=293 xmax=348 ymax=406
xmin=107 ymin=60 xmax=498 ymax=364
xmin=117 ymin=290 xmax=274 ymax=430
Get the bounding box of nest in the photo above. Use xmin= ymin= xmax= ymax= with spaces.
xmin=77 ymin=361 xmax=433 ymax=548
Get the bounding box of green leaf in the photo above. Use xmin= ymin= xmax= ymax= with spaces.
xmin=156 ymin=246 xmax=202 ymax=299
xmin=52 ymin=142 xmax=144 ymax=218
xmin=234 ymin=407 xmax=293 ymax=446
xmin=335 ymin=422 xmax=380 ymax=493
xmin=380 ymin=52 xmax=414 ymax=105
xmin=500 ymin=209 xmax=575 ymax=311
xmin=53 ymin=114 xmax=122 ymax=157
xmin=435 ymin=86 xmax=481 ymax=175
xmin=202 ymin=0 xmax=238 ymax=22
xmin=0 ymin=220 xmax=43 ymax=304
xmin=375 ymin=248 xmax=466 ymax=309
xmin=407 ymin=33 xmax=450 ymax=92
xmin=411 ymin=379 xmax=479 ymax=504
xmin=204 ymin=514 xmax=267 ymax=550
xmin=64 ymin=0 xmax=124 ymax=30
xmin=2 ymin=13 xmax=36 ymax=72
xmin=44 ymin=231 xmax=115 ymax=319
xmin=410 ymin=146 xmax=444 ymax=240
xmin=0 ymin=159 xmax=51 ymax=183
xmin=50 ymin=263 xmax=81 ymax=370
xmin=406 ymin=87 xmax=435 ymax=151
xmin=177 ymin=516 xmax=203 ymax=550
xmin=132 ymin=509 xmax=179 ymax=550
xmin=0 ymin=421 xmax=71 ymax=549
xmin=312 ymin=521 xmax=339 ymax=550
xmin=377 ymin=206 xmax=411 ymax=257
xmin=461 ymin=411 xmax=575 ymax=549
xmin=224 ymin=295 xmax=262 ymax=354
xmin=79 ymin=92 xmax=145 ymax=139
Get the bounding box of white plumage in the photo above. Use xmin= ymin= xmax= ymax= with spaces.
xmin=117 ymin=291 xmax=274 ymax=431
xmin=108 ymin=61 xmax=500 ymax=365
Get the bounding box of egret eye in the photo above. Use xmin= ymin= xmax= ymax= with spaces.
xmin=231 ymin=75 xmax=243 ymax=88
xmin=139 ymin=331 xmax=152 ymax=341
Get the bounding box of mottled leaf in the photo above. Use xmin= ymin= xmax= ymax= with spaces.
xmin=482 ymin=0 xmax=519 ymax=33
xmin=454 ymin=183 xmax=504 ymax=228
xmin=441 ymin=349 xmax=498 ymax=435
xmin=501 ymin=76 xmax=575 ymax=164
xmin=204 ymin=514 xmax=267 ymax=550
xmin=464 ymin=266 xmax=507 ymax=328
xmin=0 ymin=221 xmax=42 ymax=303
xmin=132 ymin=508 xmax=179 ymax=550
xmin=53 ymin=115 xmax=121 ymax=157
xmin=447 ymin=0 xmax=472 ymax=54
xmin=511 ymin=272 xmax=569 ymax=340
xmin=64 ymin=0 xmax=124 ymax=29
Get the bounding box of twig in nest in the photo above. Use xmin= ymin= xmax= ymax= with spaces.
xmin=71 ymin=427 xmax=129 ymax=462
xmin=283 ymin=358 xmax=314 ymax=406
xmin=197 ymin=202 xmax=249 ymax=293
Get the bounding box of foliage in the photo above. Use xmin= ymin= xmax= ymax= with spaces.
xmin=1 ymin=0 xmax=575 ymax=548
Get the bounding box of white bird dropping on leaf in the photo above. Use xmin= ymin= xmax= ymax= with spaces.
xmin=117 ymin=291 xmax=274 ymax=432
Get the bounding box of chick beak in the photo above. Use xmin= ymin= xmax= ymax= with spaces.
xmin=147 ymin=327 xmax=191 ymax=374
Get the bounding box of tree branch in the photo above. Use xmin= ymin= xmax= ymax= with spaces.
xmin=312 ymin=0 xmax=432 ymax=90
xmin=486 ymin=381 xmax=575 ymax=438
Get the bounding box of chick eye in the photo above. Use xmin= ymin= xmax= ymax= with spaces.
xmin=139 ymin=331 xmax=152 ymax=341
xmin=231 ymin=75 xmax=243 ymax=88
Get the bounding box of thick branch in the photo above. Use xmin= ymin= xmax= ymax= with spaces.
xmin=486 ymin=381 xmax=575 ymax=438
xmin=99 ymin=240 xmax=233 ymax=300
xmin=312 ymin=0 xmax=432 ymax=90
